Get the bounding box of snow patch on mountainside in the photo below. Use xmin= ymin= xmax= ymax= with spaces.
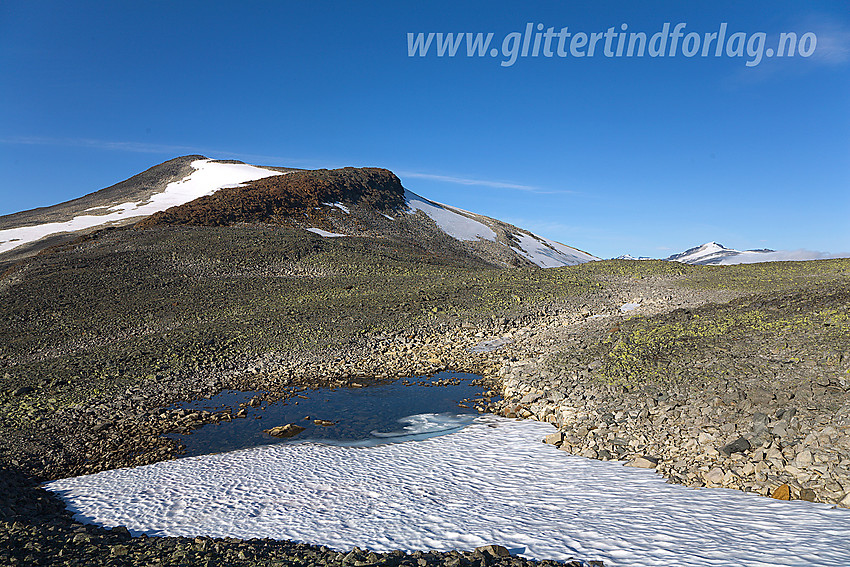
xmin=404 ymin=190 xmax=497 ymax=242
xmin=322 ymin=202 xmax=350 ymax=214
xmin=0 ymin=159 xmax=284 ymax=255
xmin=510 ymin=231 xmax=598 ymax=267
xmin=403 ymin=190 xmax=596 ymax=267
xmin=307 ymin=228 xmax=347 ymax=238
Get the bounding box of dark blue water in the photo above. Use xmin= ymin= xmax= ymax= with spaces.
xmin=168 ymin=372 xmax=496 ymax=457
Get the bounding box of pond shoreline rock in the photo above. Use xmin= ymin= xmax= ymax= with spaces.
xmin=264 ymin=424 xmax=306 ymax=438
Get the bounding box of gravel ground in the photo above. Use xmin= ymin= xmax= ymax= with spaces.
xmin=1 ymin=222 xmax=848 ymax=565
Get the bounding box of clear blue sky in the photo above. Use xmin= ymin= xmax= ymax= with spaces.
xmin=1 ymin=1 xmax=848 ymax=259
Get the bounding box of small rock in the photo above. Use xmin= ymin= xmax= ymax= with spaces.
xmin=264 ymin=424 xmax=306 ymax=438
xmin=698 ymin=431 xmax=714 ymax=445
xmin=520 ymin=392 xmax=542 ymax=404
xmin=771 ymin=422 xmax=789 ymax=438
xmin=543 ymin=431 xmax=564 ymax=446
xmin=474 ymin=545 xmax=511 ymax=558
xmin=625 ymin=456 xmax=658 ymax=469
xmin=704 ymin=468 xmax=725 ymax=485
xmin=92 ymin=421 xmax=114 ymax=433
xmin=110 ymin=545 xmax=129 ymax=556
xmin=719 ymin=436 xmax=751 ymax=457
xmin=777 ymin=407 xmax=797 ymax=421
xmin=313 ymin=419 xmax=335 ymax=427
xmin=772 ymin=484 xmax=791 ymax=500
xmin=799 ymin=488 xmax=817 ymax=502
xmin=748 ymin=388 xmax=775 ymax=405
xmin=795 ymin=449 xmax=813 ymax=468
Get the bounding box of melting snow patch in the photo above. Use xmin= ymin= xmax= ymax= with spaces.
xmin=46 ymin=416 xmax=850 ymax=566
xmin=620 ymin=303 xmax=640 ymax=312
xmin=404 ymin=190 xmax=496 ymax=242
xmin=509 ymin=232 xmax=597 ymax=268
xmin=468 ymin=337 xmax=514 ymax=353
xmin=306 ymin=228 xmax=347 ymax=238
xmin=0 ymin=159 xmax=285 ymax=255
xmin=322 ymin=202 xmax=350 ymax=214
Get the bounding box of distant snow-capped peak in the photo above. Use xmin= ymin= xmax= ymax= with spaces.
xmin=666 ymin=242 xmax=776 ymax=265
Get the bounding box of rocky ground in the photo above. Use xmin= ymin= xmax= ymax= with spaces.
xmin=1 ymin=222 xmax=848 ymax=565
xmin=497 ymin=277 xmax=850 ymax=506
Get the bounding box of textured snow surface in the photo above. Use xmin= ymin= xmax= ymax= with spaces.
xmin=405 ymin=190 xmax=496 ymax=242
xmin=0 ymin=159 xmax=284 ymax=254
xmin=510 ymin=232 xmax=597 ymax=267
xmin=46 ymin=416 xmax=850 ymax=566
xmin=306 ymin=228 xmax=347 ymax=237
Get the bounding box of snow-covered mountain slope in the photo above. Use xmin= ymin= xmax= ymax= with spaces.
xmin=508 ymin=230 xmax=597 ymax=267
xmin=404 ymin=190 xmax=497 ymax=242
xmin=0 ymin=158 xmax=286 ymax=257
xmin=666 ymin=242 xmax=777 ymax=265
xmin=403 ymin=190 xmax=596 ymax=267
xmin=0 ymin=156 xmax=598 ymax=270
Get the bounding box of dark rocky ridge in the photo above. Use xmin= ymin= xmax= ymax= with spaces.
xmin=137 ymin=167 xmax=406 ymax=228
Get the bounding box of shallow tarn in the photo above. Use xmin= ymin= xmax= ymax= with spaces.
xmin=46 ymin=378 xmax=850 ymax=567
xmin=168 ymin=372 xmax=489 ymax=456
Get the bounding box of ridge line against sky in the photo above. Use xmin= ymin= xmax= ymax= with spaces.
xmin=1 ymin=1 xmax=848 ymax=259
xmin=0 ymin=135 xmax=558 ymax=194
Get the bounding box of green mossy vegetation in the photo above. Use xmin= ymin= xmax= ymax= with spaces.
xmin=2 ymin=227 xmax=848 ymax=430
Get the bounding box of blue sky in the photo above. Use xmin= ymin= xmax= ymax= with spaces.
xmin=1 ymin=1 xmax=848 ymax=259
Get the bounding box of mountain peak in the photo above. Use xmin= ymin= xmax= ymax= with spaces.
xmin=0 ymin=157 xmax=598 ymax=270
xmin=666 ymin=241 xmax=782 ymax=265
xmin=137 ymin=166 xmax=405 ymax=228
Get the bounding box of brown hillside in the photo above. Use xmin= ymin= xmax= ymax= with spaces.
xmin=137 ymin=167 xmax=405 ymax=228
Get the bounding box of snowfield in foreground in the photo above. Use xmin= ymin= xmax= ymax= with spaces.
xmin=0 ymin=159 xmax=284 ymax=255
xmin=46 ymin=416 xmax=850 ymax=567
